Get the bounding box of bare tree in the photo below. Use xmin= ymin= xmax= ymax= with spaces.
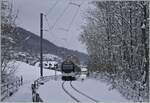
xmin=1 ymin=0 xmax=18 ymax=83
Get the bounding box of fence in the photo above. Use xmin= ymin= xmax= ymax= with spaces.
xmin=31 ymin=75 xmax=61 ymax=102
xmin=1 ymin=76 xmax=23 ymax=101
xmin=31 ymin=79 xmax=43 ymax=102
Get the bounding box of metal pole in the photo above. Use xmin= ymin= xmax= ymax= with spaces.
xmin=55 ymin=67 xmax=56 ymax=80
xmin=40 ymin=13 xmax=43 ymax=77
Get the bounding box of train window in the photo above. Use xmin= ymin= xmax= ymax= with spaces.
xmin=44 ymin=63 xmax=47 ymax=66
xmin=62 ymin=64 xmax=74 ymax=70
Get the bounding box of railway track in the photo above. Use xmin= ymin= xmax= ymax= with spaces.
xmin=70 ymin=81 xmax=99 ymax=102
xmin=62 ymin=81 xmax=99 ymax=103
xmin=62 ymin=81 xmax=80 ymax=102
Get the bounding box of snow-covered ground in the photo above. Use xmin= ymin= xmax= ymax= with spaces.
xmin=42 ymin=54 xmax=62 ymax=60
xmin=4 ymin=61 xmax=129 ymax=102
xmin=38 ymin=78 xmax=129 ymax=102
xmin=35 ymin=60 xmax=59 ymax=69
xmin=4 ymin=61 xmax=61 ymax=102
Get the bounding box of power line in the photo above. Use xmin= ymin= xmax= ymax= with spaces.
xmin=43 ymin=0 xmax=85 ymax=42
xmin=67 ymin=3 xmax=82 ymax=31
xmin=44 ymin=1 xmax=70 ymax=32
xmin=51 ymin=2 xmax=70 ymax=30
xmin=44 ymin=0 xmax=61 ymax=32
xmin=69 ymin=2 xmax=81 ymax=7
xmin=44 ymin=14 xmax=51 ymax=31
xmin=45 ymin=0 xmax=60 ymax=16
xmin=44 ymin=0 xmax=60 ymax=34
xmin=59 ymin=1 xmax=85 ymax=32
xmin=44 ymin=14 xmax=56 ymax=38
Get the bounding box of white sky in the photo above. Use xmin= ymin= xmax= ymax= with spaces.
xmin=12 ymin=0 xmax=94 ymax=53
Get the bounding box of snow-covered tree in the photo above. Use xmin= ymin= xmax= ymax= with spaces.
xmin=80 ymin=1 xmax=149 ymax=102
xmin=1 ymin=0 xmax=18 ymax=83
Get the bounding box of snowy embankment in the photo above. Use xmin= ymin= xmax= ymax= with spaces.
xmin=4 ymin=61 xmax=61 ymax=102
xmin=38 ymin=78 xmax=129 ymax=102
xmin=4 ymin=61 xmax=129 ymax=102
xmin=73 ymin=79 xmax=129 ymax=102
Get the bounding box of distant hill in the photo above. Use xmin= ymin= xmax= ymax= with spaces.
xmin=13 ymin=27 xmax=88 ymax=64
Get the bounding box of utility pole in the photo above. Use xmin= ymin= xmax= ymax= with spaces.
xmin=141 ymin=3 xmax=149 ymax=85
xmin=55 ymin=66 xmax=57 ymax=80
xmin=40 ymin=13 xmax=43 ymax=77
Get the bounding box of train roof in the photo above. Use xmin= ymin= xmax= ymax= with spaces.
xmin=62 ymin=60 xmax=74 ymax=64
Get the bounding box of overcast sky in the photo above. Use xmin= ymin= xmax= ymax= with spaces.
xmin=12 ymin=0 xmax=94 ymax=53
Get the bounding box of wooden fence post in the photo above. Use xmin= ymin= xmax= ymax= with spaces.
xmin=21 ymin=76 xmax=23 ymax=85
xmin=7 ymin=84 xmax=9 ymax=97
xmin=11 ymin=83 xmax=14 ymax=93
xmin=1 ymin=78 xmax=24 ymax=101
xmin=18 ymin=80 xmax=19 ymax=86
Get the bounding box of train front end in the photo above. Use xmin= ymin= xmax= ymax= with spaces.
xmin=61 ymin=60 xmax=76 ymax=81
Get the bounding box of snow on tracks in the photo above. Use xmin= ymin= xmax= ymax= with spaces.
xmin=62 ymin=81 xmax=99 ymax=102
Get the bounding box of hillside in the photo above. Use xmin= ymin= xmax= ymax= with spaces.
xmin=13 ymin=27 xmax=88 ymax=64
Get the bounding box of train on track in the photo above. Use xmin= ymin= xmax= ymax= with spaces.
xmin=61 ymin=55 xmax=81 ymax=81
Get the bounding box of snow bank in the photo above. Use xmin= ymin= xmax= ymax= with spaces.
xmin=4 ymin=61 xmax=128 ymax=102
xmin=38 ymin=78 xmax=129 ymax=102
xmin=4 ymin=61 xmax=61 ymax=102
xmin=72 ymin=78 xmax=129 ymax=102
xmin=14 ymin=61 xmax=61 ymax=82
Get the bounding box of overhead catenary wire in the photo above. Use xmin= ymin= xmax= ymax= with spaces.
xmin=43 ymin=0 xmax=61 ymax=32
xmin=44 ymin=14 xmax=51 ymax=31
xmin=58 ymin=4 xmax=80 ymax=32
xmin=43 ymin=0 xmax=60 ymax=32
xmin=44 ymin=14 xmax=65 ymax=40
xmin=59 ymin=1 xmax=85 ymax=32
xmin=44 ymin=0 xmax=84 ymax=32
xmin=51 ymin=1 xmax=70 ymax=30
xmin=67 ymin=1 xmax=84 ymax=31
xmin=45 ymin=0 xmax=60 ymax=16
xmin=67 ymin=6 xmax=80 ymax=31
xmin=44 ymin=14 xmax=57 ymax=38
xmin=43 ymin=0 xmax=85 ymax=41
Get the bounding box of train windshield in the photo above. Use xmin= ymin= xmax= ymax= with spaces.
xmin=62 ymin=64 xmax=74 ymax=70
